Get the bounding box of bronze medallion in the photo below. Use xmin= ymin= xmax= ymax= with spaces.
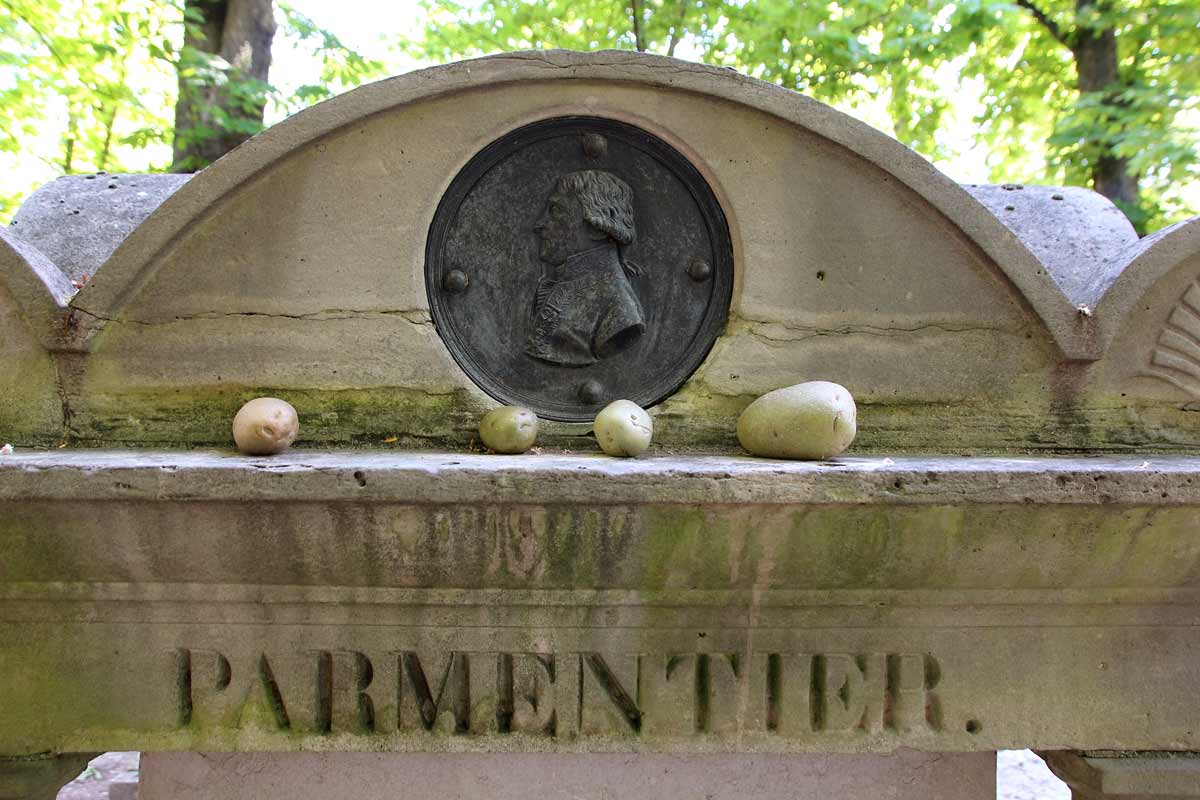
xmin=426 ymin=116 xmax=733 ymax=421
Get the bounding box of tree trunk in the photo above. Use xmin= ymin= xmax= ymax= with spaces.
xmin=630 ymin=0 xmax=646 ymax=52
xmin=171 ymin=0 xmax=276 ymax=171
xmin=1070 ymin=0 xmax=1140 ymax=220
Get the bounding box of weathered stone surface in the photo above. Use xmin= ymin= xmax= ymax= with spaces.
xmin=0 ymin=234 xmax=69 ymax=444
xmin=0 ymin=287 xmax=63 ymax=445
xmin=963 ymin=184 xmax=1138 ymax=309
xmin=1 ymin=452 xmax=1199 ymax=757
xmin=139 ymin=751 xmax=995 ymax=800
xmin=8 ymin=174 xmax=191 ymax=284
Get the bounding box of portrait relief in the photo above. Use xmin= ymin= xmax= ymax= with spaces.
xmin=525 ymin=170 xmax=646 ymax=367
xmin=426 ymin=116 xmax=732 ymax=421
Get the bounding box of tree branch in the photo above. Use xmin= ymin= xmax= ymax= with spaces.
xmin=1 ymin=0 xmax=68 ymax=66
xmin=630 ymin=0 xmax=646 ymax=52
xmin=1014 ymin=0 xmax=1069 ymax=46
xmin=666 ymin=0 xmax=687 ymax=57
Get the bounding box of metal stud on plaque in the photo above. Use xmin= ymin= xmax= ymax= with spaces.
xmin=425 ymin=116 xmax=733 ymax=421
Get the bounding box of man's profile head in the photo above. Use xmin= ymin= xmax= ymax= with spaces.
xmin=534 ymin=170 xmax=636 ymax=266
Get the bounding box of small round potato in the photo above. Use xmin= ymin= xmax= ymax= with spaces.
xmin=737 ymin=381 xmax=856 ymax=460
xmin=479 ymin=406 xmax=539 ymax=454
xmin=232 ymin=397 xmax=299 ymax=455
xmin=594 ymin=399 xmax=653 ymax=457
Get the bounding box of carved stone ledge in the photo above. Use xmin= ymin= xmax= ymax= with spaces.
xmin=3 ymin=450 xmax=1199 ymax=505
xmin=1 ymin=451 xmax=1199 ymax=757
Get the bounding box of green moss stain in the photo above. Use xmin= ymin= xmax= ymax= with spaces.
xmin=66 ymin=386 xmax=478 ymax=448
xmin=640 ymin=508 xmax=733 ymax=591
xmin=0 ymin=348 xmax=1192 ymax=452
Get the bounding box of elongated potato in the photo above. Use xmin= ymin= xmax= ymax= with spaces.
xmin=737 ymin=381 xmax=856 ymax=459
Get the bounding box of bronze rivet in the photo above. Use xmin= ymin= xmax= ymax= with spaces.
xmin=582 ymin=133 xmax=608 ymax=159
xmin=688 ymin=257 xmax=712 ymax=282
xmin=579 ymin=379 xmax=604 ymax=404
xmin=443 ymin=269 xmax=469 ymax=293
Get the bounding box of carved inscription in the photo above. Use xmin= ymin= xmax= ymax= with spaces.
xmin=175 ymin=649 xmax=941 ymax=739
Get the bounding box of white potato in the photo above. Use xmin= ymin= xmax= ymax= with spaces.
xmin=594 ymin=400 xmax=653 ymax=457
xmin=232 ymin=397 xmax=299 ymax=455
xmin=480 ymin=406 xmax=539 ymax=454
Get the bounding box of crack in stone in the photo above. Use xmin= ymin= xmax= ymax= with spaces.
xmin=737 ymin=319 xmax=1007 ymax=343
xmin=496 ymin=52 xmax=718 ymax=77
xmin=49 ymin=355 xmax=73 ymax=440
xmin=70 ymin=306 xmax=433 ymax=326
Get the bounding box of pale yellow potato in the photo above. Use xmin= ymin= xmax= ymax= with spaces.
xmin=594 ymin=399 xmax=653 ymax=457
xmin=232 ymin=397 xmax=300 ymax=455
xmin=737 ymin=381 xmax=857 ymax=460
xmin=479 ymin=406 xmax=539 ymax=454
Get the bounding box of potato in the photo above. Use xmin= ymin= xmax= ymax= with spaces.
xmin=737 ymin=381 xmax=856 ymax=459
xmin=232 ymin=397 xmax=299 ymax=455
xmin=479 ymin=406 xmax=539 ymax=454
xmin=594 ymin=399 xmax=653 ymax=457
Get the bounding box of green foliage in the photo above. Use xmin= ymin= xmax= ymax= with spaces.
xmin=0 ymin=0 xmax=177 ymax=218
xmin=407 ymin=0 xmax=1200 ymax=231
xmin=958 ymin=0 xmax=1199 ymax=231
xmin=0 ymin=0 xmax=383 ymax=220
xmin=2 ymin=0 xmax=1194 ymax=230
xmin=276 ymin=2 xmax=387 ymax=111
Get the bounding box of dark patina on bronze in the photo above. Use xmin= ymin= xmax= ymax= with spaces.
xmin=426 ymin=116 xmax=733 ymax=422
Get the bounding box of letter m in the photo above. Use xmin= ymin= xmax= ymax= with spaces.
xmin=399 ymin=651 xmax=468 ymax=733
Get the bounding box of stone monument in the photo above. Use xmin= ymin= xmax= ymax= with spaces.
xmin=1 ymin=50 xmax=1199 ymax=799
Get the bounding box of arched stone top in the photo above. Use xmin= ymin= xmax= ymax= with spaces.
xmin=64 ymin=50 xmax=1089 ymax=355
xmin=1095 ymin=216 xmax=1200 ymax=351
xmin=0 ymin=229 xmax=74 ymax=346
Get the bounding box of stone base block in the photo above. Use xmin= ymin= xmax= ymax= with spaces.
xmin=0 ymin=753 xmax=95 ymax=800
xmin=139 ymin=750 xmax=995 ymax=800
xmin=108 ymin=783 xmax=138 ymax=800
xmin=1042 ymin=751 xmax=1200 ymax=799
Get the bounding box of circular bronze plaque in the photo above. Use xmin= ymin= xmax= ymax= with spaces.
xmin=426 ymin=116 xmax=733 ymax=422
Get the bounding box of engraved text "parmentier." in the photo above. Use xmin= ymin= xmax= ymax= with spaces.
xmin=176 ymin=650 xmax=942 ymax=737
